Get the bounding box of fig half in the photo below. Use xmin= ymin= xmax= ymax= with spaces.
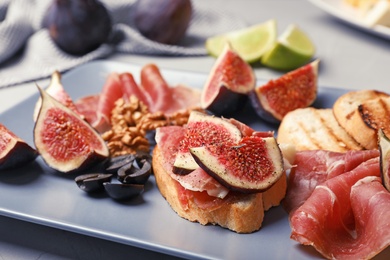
xmin=379 ymin=129 xmax=390 ymax=192
xmin=249 ymin=59 xmax=319 ymax=123
xmin=173 ymin=111 xmax=242 ymax=174
xmin=33 ymin=71 xmax=82 ymax=121
xmin=201 ymin=44 xmax=256 ymax=116
xmin=34 ymin=86 xmax=109 ymax=173
xmin=190 ymin=135 xmax=284 ymax=193
xmin=0 ymin=123 xmax=38 ymax=170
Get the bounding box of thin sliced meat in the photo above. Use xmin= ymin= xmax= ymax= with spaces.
xmin=119 ymin=72 xmax=149 ymax=106
xmin=155 ymin=126 xmax=229 ymax=199
xmin=74 ymin=94 xmax=99 ymax=126
xmin=93 ymin=73 xmax=123 ymax=132
xmin=349 ymin=177 xmax=390 ymax=259
xmin=76 ymin=64 xmax=201 ymax=133
xmin=289 ymin=158 xmax=387 ymax=259
xmin=283 ymin=149 xmax=379 ymax=213
xmin=166 ymin=84 xmax=201 ymax=114
xmin=140 ymin=64 xmax=172 ymax=113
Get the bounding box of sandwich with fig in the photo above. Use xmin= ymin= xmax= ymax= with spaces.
xmin=152 ymin=111 xmax=289 ymax=233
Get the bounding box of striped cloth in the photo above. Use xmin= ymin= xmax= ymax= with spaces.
xmin=0 ymin=0 xmax=246 ymax=88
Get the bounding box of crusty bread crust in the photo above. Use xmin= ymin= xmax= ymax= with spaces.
xmin=333 ymin=90 xmax=390 ymax=149
xmin=152 ymin=145 xmax=266 ymax=233
xmin=277 ymin=107 xmax=363 ymax=152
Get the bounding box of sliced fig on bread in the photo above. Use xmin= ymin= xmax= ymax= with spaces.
xmin=173 ymin=111 xmax=242 ymax=174
xmin=201 ymin=44 xmax=256 ymax=116
xmin=190 ymin=135 xmax=284 ymax=193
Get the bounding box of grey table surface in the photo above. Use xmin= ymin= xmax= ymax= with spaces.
xmin=0 ymin=0 xmax=389 ymax=259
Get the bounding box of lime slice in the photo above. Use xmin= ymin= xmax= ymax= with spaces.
xmin=205 ymin=19 xmax=277 ymax=63
xmin=261 ymin=24 xmax=315 ymax=71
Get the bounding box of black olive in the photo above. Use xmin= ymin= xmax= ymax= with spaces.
xmin=117 ymin=159 xmax=151 ymax=184
xmin=42 ymin=0 xmax=112 ymax=55
xmin=75 ymin=173 xmax=112 ymax=193
xmin=135 ymin=151 xmax=153 ymax=165
xmin=105 ymin=154 xmax=136 ymax=173
xmin=103 ymin=182 xmax=144 ymax=200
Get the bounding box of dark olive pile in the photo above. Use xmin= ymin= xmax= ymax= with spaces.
xmin=75 ymin=152 xmax=152 ymax=201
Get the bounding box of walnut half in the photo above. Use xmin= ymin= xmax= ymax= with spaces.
xmin=102 ymin=95 xmax=203 ymax=157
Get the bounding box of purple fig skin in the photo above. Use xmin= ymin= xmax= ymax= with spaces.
xmin=248 ymin=90 xmax=280 ymax=124
xmin=0 ymin=142 xmax=38 ymax=171
xmin=203 ymin=84 xmax=249 ymax=116
xmin=133 ymin=0 xmax=192 ymax=45
xmin=43 ymin=0 xmax=112 ymax=55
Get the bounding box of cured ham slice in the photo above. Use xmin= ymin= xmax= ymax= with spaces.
xmin=290 ymin=158 xmax=390 ymax=259
xmin=92 ymin=73 xmax=125 ymax=132
xmin=74 ymin=94 xmax=99 ymax=125
xmin=140 ymin=64 xmax=201 ymax=114
xmin=283 ymin=149 xmax=379 ymax=213
xmin=140 ymin=63 xmax=172 ymax=112
xmin=75 ymin=64 xmax=201 ymax=133
xmin=155 ymin=125 xmax=229 ymax=199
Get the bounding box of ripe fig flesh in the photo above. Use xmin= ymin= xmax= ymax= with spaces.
xmin=34 ymin=86 xmax=109 ymax=173
xmin=379 ymin=129 xmax=390 ymax=192
xmin=43 ymin=0 xmax=112 ymax=55
xmin=190 ymin=135 xmax=284 ymax=193
xmin=0 ymin=124 xmax=38 ymax=170
xmin=133 ymin=0 xmax=192 ymax=45
xmin=249 ymin=59 xmax=319 ymax=123
xmin=173 ymin=111 xmax=242 ymax=174
xmin=201 ymin=44 xmax=256 ymax=116
xmin=33 ymin=71 xmax=82 ymax=121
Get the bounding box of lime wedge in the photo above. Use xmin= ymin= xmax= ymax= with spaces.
xmin=261 ymin=24 xmax=315 ymax=71
xmin=205 ymin=19 xmax=277 ymax=63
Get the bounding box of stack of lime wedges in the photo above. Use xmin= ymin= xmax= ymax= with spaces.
xmin=205 ymin=19 xmax=315 ymax=71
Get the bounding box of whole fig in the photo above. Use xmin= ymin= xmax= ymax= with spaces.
xmin=133 ymin=0 xmax=192 ymax=45
xmin=43 ymin=0 xmax=112 ymax=55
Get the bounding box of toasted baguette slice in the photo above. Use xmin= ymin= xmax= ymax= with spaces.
xmin=277 ymin=107 xmax=364 ymax=152
xmin=333 ymin=89 xmax=390 ymax=149
xmin=153 ymin=145 xmax=285 ymax=233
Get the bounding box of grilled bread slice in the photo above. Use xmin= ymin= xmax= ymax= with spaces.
xmin=333 ymin=90 xmax=390 ymax=149
xmin=277 ymin=107 xmax=364 ymax=152
xmin=153 ymin=145 xmax=287 ymax=233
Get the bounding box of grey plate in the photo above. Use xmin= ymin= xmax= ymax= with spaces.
xmin=0 ymin=60 xmax=388 ymax=260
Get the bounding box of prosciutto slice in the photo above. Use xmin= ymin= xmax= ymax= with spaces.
xmin=140 ymin=64 xmax=200 ymax=114
xmin=74 ymin=94 xmax=99 ymax=126
xmin=155 ymin=126 xmax=229 ymax=198
xmin=283 ymin=149 xmax=379 ymax=213
xmin=92 ymin=73 xmax=127 ymax=132
xmin=290 ymin=157 xmax=390 ymax=259
xmin=75 ymin=64 xmax=201 ymax=133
